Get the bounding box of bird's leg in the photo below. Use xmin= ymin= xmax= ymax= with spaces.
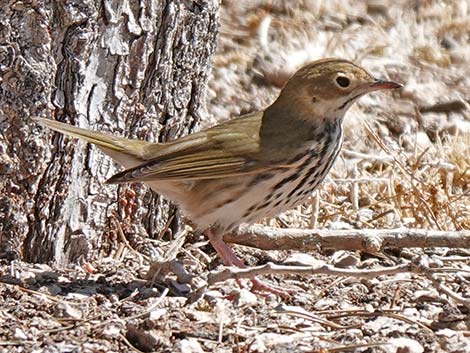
xmin=207 ymin=232 xmax=245 ymax=267
xmin=205 ymin=228 xmax=248 ymax=268
xmin=206 ymin=228 xmax=293 ymax=298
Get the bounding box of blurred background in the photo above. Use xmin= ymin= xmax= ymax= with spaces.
xmin=207 ymin=0 xmax=470 ymax=232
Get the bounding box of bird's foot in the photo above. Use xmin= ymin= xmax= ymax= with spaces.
xmin=223 ymin=277 xmax=295 ymax=300
xmin=206 ymin=229 xmax=296 ymax=298
xmin=249 ymin=277 xmax=296 ymax=298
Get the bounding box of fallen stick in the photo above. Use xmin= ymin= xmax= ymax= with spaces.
xmin=208 ymin=262 xmax=413 ymax=284
xmin=224 ymin=225 xmax=470 ymax=252
xmin=207 ymin=257 xmax=470 ymax=309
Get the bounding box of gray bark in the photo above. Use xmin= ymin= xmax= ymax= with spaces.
xmin=0 ymin=0 xmax=219 ymax=264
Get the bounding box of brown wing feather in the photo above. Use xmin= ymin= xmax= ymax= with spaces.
xmin=107 ymin=112 xmax=270 ymax=183
xmin=107 ymin=156 xmax=270 ymax=182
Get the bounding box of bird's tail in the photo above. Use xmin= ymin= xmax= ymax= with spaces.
xmin=33 ymin=117 xmax=151 ymax=168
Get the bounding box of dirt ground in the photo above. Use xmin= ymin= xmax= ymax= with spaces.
xmin=1 ymin=1 xmax=469 ymax=352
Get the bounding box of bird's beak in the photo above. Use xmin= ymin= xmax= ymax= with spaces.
xmin=355 ymin=78 xmax=402 ymax=96
xmin=367 ymin=78 xmax=403 ymax=91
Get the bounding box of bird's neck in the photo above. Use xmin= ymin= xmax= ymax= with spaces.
xmin=261 ymin=101 xmax=344 ymax=148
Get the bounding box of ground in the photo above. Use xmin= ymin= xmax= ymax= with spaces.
xmin=1 ymin=1 xmax=469 ymax=352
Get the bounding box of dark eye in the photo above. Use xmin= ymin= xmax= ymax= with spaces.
xmin=336 ymin=76 xmax=350 ymax=88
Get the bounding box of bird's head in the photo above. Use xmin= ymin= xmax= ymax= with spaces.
xmin=271 ymin=59 xmax=402 ymax=122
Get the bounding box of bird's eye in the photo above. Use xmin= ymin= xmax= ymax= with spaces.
xmin=336 ymin=76 xmax=350 ymax=88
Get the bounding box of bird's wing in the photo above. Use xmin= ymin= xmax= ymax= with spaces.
xmin=107 ymin=112 xmax=296 ymax=183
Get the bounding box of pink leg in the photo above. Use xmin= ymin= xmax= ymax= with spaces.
xmin=206 ymin=229 xmax=293 ymax=298
xmin=206 ymin=230 xmax=245 ymax=267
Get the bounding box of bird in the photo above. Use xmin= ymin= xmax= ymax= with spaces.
xmin=35 ymin=58 xmax=401 ymax=295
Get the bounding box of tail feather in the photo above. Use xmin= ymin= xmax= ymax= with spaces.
xmin=33 ymin=117 xmax=142 ymax=152
xmin=33 ymin=117 xmax=154 ymax=169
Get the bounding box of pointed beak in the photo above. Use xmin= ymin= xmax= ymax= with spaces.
xmin=367 ymin=78 xmax=403 ymax=91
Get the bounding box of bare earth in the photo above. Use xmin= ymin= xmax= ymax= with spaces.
xmin=1 ymin=1 xmax=469 ymax=352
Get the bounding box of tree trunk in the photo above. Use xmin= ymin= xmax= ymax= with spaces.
xmin=0 ymin=0 xmax=219 ymax=264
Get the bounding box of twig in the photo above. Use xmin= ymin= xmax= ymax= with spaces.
xmin=126 ymin=288 xmax=169 ymax=320
xmin=208 ymin=262 xmax=413 ymax=285
xmin=148 ymin=226 xmax=191 ymax=285
xmin=342 ymin=149 xmax=394 ymax=163
xmin=15 ymin=285 xmax=62 ymax=303
xmin=333 ymin=177 xmax=390 ymax=183
xmin=274 ymin=305 xmax=360 ymax=330
xmin=419 ymin=266 xmax=470 ymax=309
xmin=306 ymin=342 xmax=388 ymax=353
xmin=310 ymin=190 xmax=319 ymax=229
xmin=112 ymin=216 xmax=151 ymax=263
xmin=0 ymin=341 xmax=35 ymax=346
xmin=207 ymin=258 xmax=469 ymax=309
xmin=224 ymin=225 xmax=470 ymax=252
xmin=96 ymin=288 xmax=169 ymax=327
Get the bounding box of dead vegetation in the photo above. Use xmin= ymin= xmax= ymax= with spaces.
xmin=1 ymin=1 xmax=469 ymax=352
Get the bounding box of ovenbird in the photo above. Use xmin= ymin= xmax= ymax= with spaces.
xmin=35 ymin=59 xmax=401 ymax=294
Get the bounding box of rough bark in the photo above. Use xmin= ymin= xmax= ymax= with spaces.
xmin=0 ymin=0 xmax=219 ymax=264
